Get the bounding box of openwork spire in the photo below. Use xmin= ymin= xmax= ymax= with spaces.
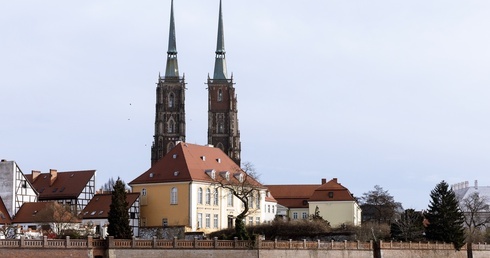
xmin=213 ymin=0 xmax=228 ymax=80
xmin=165 ymin=0 xmax=179 ymax=77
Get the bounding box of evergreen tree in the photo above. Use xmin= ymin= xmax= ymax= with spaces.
xmin=425 ymin=180 xmax=465 ymax=250
xmin=107 ymin=178 xmax=132 ymax=239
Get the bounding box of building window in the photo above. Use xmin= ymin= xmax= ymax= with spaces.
xmin=249 ymin=217 xmax=253 ymax=226
xmin=302 ymin=212 xmax=308 ymax=219
xmin=227 ymin=190 xmax=233 ymax=207
xmin=217 ymin=89 xmax=223 ymax=102
xmin=162 ymin=218 xmax=168 ymax=227
xmin=205 ymin=214 xmax=210 ymax=228
xmin=168 ymin=119 xmax=175 ymax=133
xmin=198 ymin=187 xmax=203 ymax=204
xmin=205 ymin=188 xmax=211 ymax=205
xmin=256 ymin=194 xmax=260 ymax=209
xmin=267 ymin=205 xmax=270 ymax=213
xmin=168 ymin=93 xmax=174 ymax=107
xmin=250 ymin=194 xmax=254 ymax=209
xmin=218 ymin=121 xmax=224 ymax=133
xmin=256 ymin=217 xmax=260 ymax=225
xmin=171 ymin=187 xmax=178 ymax=204
xmin=328 ymin=191 xmax=334 ymax=198
xmin=213 ymin=214 xmax=219 ymax=228
xmin=293 ymin=212 xmax=298 ymax=220
xmin=197 ymin=213 xmax=202 ymax=229
xmin=272 ymin=206 xmax=275 ymax=214
xmin=213 ymin=189 xmax=219 ymax=206
xmin=142 ymin=188 xmax=147 ymax=196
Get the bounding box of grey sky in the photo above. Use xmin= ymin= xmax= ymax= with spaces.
xmin=2 ymin=1 xmax=490 ymax=210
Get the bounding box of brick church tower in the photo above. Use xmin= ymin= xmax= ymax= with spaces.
xmin=151 ymin=0 xmax=186 ymax=165
xmin=207 ymin=0 xmax=241 ymax=166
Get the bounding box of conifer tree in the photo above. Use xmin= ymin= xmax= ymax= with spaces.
xmin=107 ymin=178 xmax=132 ymax=239
xmin=425 ymin=180 xmax=465 ymax=250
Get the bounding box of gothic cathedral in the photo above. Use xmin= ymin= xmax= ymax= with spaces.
xmin=151 ymin=0 xmax=241 ymax=166
xmin=151 ymin=0 xmax=186 ymax=166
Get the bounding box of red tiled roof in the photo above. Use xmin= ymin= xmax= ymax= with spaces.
xmin=26 ymin=170 xmax=95 ymax=200
xmin=309 ymin=178 xmax=356 ymax=202
xmin=266 ymin=185 xmax=319 ymax=208
xmin=81 ymin=193 xmax=140 ymax=219
xmin=12 ymin=202 xmax=81 ymax=224
xmin=266 ymin=178 xmax=356 ymax=208
xmin=130 ymin=143 xmax=263 ymax=188
xmin=0 ymin=197 xmax=12 ymax=224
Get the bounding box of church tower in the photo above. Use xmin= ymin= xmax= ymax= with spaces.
xmin=207 ymin=0 xmax=241 ymax=166
xmin=151 ymin=0 xmax=186 ymax=165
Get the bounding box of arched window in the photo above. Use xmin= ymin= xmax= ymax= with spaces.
xmin=218 ymin=121 xmax=224 ymax=133
xmin=171 ymin=187 xmax=178 ymax=204
xmin=205 ymin=188 xmax=211 ymax=205
xmin=227 ymin=190 xmax=233 ymax=207
xmin=213 ymin=189 xmax=219 ymax=206
xmin=168 ymin=93 xmax=175 ymax=108
xmin=198 ymin=187 xmax=203 ymax=204
xmin=167 ymin=142 xmax=175 ymax=152
xmin=167 ymin=119 xmax=175 ymax=133
xmin=217 ymin=89 xmax=223 ymax=102
xmin=216 ymin=142 xmax=224 ymax=151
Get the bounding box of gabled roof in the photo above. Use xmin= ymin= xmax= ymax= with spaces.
xmin=26 ymin=170 xmax=95 ymax=200
xmin=309 ymin=178 xmax=356 ymax=202
xmin=266 ymin=178 xmax=356 ymax=209
xmin=266 ymin=185 xmax=319 ymax=208
xmin=130 ymin=142 xmax=262 ymax=188
xmin=0 ymin=197 xmax=12 ymax=224
xmin=81 ymin=193 xmax=140 ymax=219
xmin=12 ymin=202 xmax=81 ymax=224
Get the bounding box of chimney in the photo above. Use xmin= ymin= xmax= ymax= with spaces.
xmin=321 ymin=178 xmax=326 ymax=184
xmin=333 ymin=178 xmax=338 ymax=183
xmin=32 ymin=170 xmax=41 ymax=182
xmin=475 ymin=180 xmax=478 ymax=190
xmin=49 ymin=169 xmax=58 ymax=186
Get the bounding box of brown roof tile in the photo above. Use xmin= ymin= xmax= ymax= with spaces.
xmin=26 ymin=170 xmax=95 ymax=200
xmin=266 ymin=178 xmax=356 ymax=208
xmin=81 ymin=193 xmax=140 ymax=219
xmin=0 ymin=197 xmax=12 ymax=224
xmin=12 ymin=202 xmax=81 ymax=224
xmin=130 ymin=143 xmax=263 ymax=188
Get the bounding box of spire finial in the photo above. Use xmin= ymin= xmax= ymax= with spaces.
xmin=213 ymin=0 xmax=228 ymax=80
xmin=165 ymin=0 xmax=179 ymax=77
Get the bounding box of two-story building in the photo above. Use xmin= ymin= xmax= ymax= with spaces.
xmin=267 ymin=178 xmax=362 ymax=227
xmin=130 ymin=142 xmax=272 ymax=233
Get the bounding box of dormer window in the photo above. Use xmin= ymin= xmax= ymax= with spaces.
xmin=173 ymin=154 xmax=178 ymax=159
xmin=216 ymin=158 xmax=221 ymax=163
xmin=220 ymin=171 xmax=230 ymax=181
xmin=149 ymin=173 xmax=154 ymax=178
xmin=234 ymin=172 xmax=244 ymax=182
xmin=174 ymin=171 xmax=179 ymax=176
xmin=205 ymin=169 xmax=216 ymax=179
xmin=201 ymin=156 xmax=206 ymax=161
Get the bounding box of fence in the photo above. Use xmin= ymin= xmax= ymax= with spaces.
xmin=0 ymin=236 xmax=489 ymax=251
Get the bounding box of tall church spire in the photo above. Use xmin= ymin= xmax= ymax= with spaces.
xmin=165 ymin=0 xmax=179 ymax=77
xmin=151 ymin=0 xmax=186 ymax=165
xmin=207 ymin=0 xmax=241 ymax=166
xmin=213 ymin=0 xmax=228 ymax=80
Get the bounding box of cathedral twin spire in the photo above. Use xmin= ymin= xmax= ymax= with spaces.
xmin=152 ymin=0 xmax=241 ymax=166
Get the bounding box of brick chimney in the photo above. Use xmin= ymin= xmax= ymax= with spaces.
xmin=49 ymin=169 xmax=58 ymax=186
xmin=32 ymin=170 xmax=41 ymax=182
xmin=321 ymin=178 xmax=326 ymax=184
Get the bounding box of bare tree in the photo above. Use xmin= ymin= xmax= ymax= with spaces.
xmin=211 ymin=162 xmax=263 ymax=240
xmin=461 ymin=192 xmax=490 ymax=244
xmin=0 ymin=223 xmax=16 ymax=239
xmin=35 ymin=202 xmax=80 ymax=236
xmin=361 ymin=185 xmax=402 ymax=224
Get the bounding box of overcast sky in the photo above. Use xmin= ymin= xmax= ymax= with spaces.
xmin=2 ymin=1 xmax=490 ymax=210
